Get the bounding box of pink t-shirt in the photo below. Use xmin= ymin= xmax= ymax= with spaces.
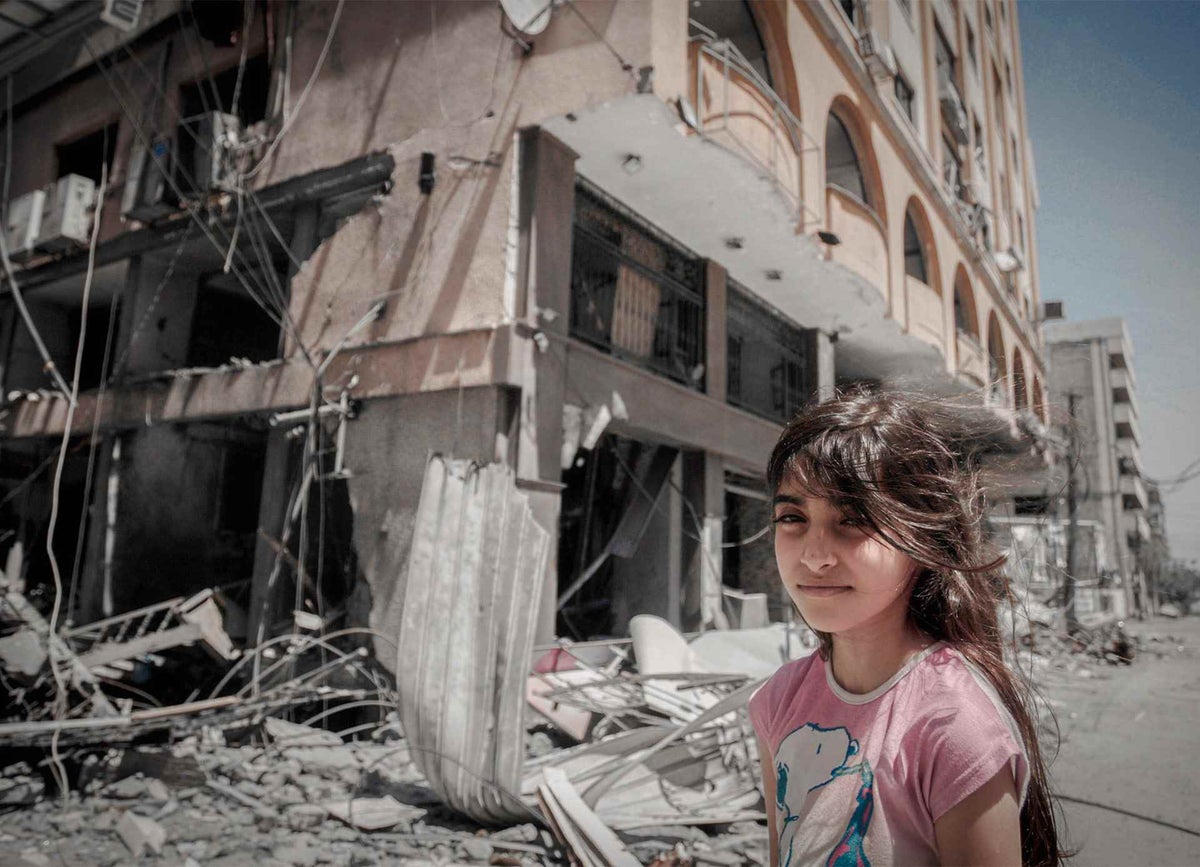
xmin=749 ymin=643 xmax=1028 ymax=867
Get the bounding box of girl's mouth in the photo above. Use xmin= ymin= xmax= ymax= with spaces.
xmin=796 ymin=585 xmax=852 ymax=597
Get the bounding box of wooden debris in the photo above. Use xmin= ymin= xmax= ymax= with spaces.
xmin=68 ymin=589 xmax=237 ymax=675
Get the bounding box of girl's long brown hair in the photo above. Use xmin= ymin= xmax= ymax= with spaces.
xmin=766 ymin=387 xmax=1065 ymax=866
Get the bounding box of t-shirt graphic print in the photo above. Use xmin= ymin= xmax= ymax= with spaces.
xmin=775 ymin=722 xmax=874 ymax=867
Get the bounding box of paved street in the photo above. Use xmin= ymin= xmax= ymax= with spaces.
xmin=1039 ymin=615 xmax=1200 ymax=866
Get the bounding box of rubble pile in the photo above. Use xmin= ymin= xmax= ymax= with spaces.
xmin=1 ymin=562 xmax=778 ymax=865
xmin=0 ymin=713 xmax=565 ymax=866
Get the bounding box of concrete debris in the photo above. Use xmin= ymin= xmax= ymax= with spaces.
xmin=10 ymin=564 xmax=1172 ymax=866
xmin=324 ymin=795 xmax=426 ymax=831
xmin=263 ymin=715 xmax=344 ymax=747
xmin=116 ymin=811 xmax=166 ymax=857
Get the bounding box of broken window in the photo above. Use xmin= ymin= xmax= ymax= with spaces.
xmin=726 ymin=281 xmax=814 ymax=424
xmin=569 ymin=184 xmax=705 ymax=389
xmin=556 ymin=434 xmax=679 ymax=639
xmin=55 ymin=122 xmax=119 ymax=184
xmin=66 ymin=300 xmax=120 ymax=392
xmin=186 ymin=270 xmax=282 ymax=367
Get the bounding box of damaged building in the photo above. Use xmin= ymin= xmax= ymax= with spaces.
xmin=0 ymin=0 xmax=1052 ymax=668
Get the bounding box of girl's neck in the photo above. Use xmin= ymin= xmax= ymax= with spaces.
xmin=829 ymin=621 xmax=933 ymax=695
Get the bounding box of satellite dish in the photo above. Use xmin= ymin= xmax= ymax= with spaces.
xmin=499 ymin=0 xmax=552 ymax=36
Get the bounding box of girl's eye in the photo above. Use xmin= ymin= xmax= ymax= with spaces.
xmin=773 ymin=513 xmax=805 ymax=525
xmin=839 ymin=517 xmax=863 ymax=529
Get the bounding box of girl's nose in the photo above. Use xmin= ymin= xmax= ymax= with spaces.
xmin=800 ymin=529 xmax=837 ymax=573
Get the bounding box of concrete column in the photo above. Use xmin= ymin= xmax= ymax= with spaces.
xmin=247 ymin=428 xmax=295 ymax=645
xmin=667 ymin=456 xmax=684 ymax=630
xmin=117 ymin=253 xmax=198 ymax=377
xmin=281 ymin=202 xmax=320 ymax=357
xmin=815 ymin=328 xmax=837 ymax=400
xmin=77 ymin=436 xmax=119 ymax=622
xmin=513 ymin=127 xmax=578 ymax=643
xmin=704 ymin=260 xmax=727 ymax=404
xmin=681 ymin=450 xmax=725 ymax=631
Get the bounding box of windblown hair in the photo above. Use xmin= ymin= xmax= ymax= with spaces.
xmin=766 ymin=387 xmax=1064 ymax=866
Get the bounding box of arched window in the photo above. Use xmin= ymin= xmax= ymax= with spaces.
xmin=1012 ymin=350 xmax=1028 ymax=409
xmin=953 ymin=269 xmax=978 ymax=337
xmin=826 ymin=112 xmax=869 ymax=205
xmin=689 ymin=1 xmax=773 ymax=86
xmin=903 ymin=210 xmax=928 ymax=283
xmin=987 ymin=314 xmax=1007 ymax=403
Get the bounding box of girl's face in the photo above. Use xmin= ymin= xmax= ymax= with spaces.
xmin=772 ymin=476 xmax=919 ymax=639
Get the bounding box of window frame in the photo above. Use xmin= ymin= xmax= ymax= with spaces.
xmin=903 ymin=210 xmax=929 ymax=284
xmin=893 ymin=66 xmax=916 ymax=125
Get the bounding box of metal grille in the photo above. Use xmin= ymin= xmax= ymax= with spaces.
xmin=570 ymin=184 xmax=706 ymax=389
xmin=726 ymin=282 xmax=814 ymax=423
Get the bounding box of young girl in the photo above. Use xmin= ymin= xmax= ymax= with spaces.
xmin=750 ymin=389 xmax=1062 ymax=866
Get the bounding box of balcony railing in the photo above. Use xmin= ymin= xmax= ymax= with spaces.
xmin=688 ymin=22 xmax=820 ymax=227
xmin=726 ymin=282 xmax=815 ymax=423
xmin=569 ymin=184 xmax=706 ymax=389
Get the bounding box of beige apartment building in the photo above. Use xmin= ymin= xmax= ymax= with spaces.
xmin=1044 ymin=316 xmax=1151 ymax=617
xmin=0 ymin=0 xmax=1049 ymax=656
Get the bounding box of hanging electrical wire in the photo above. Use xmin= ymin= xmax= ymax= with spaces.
xmin=242 ymin=0 xmax=345 ymax=181
xmin=88 ymin=39 xmax=318 ymax=371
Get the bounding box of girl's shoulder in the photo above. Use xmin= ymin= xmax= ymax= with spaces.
xmin=903 ymin=644 xmax=1028 ymax=771
xmin=903 ymin=644 xmax=1032 ymax=817
xmin=747 ymin=651 xmax=822 ymax=739
xmin=908 ymin=644 xmax=1011 ymax=712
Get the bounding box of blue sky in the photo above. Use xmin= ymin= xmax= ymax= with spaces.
xmin=1018 ymin=0 xmax=1200 ymax=563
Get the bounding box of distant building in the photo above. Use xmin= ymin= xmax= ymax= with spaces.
xmin=0 ymin=0 xmax=1050 ymax=653
xmin=1043 ymin=317 xmax=1149 ymax=617
xmin=1144 ymin=480 xmax=1169 ymax=613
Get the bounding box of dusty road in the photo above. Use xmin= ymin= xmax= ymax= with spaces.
xmin=1039 ymin=615 xmax=1200 ymax=866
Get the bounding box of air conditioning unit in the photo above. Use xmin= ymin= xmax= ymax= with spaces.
xmin=3 ymin=189 xmax=46 ymax=261
xmin=123 ymin=135 xmax=179 ymax=223
xmin=938 ymin=75 xmax=969 ymax=144
xmin=1042 ymin=300 xmax=1065 ymax=321
xmin=189 ymin=112 xmax=241 ymax=194
xmin=100 ymin=0 xmax=143 ymax=32
xmin=857 ymin=31 xmax=897 ymax=80
xmin=993 ymin=247 xmax=1024 ymax=274
xmin=37 ymin=174 xmax=97 ymax=252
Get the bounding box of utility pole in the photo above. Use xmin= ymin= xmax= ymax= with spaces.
xmin=1064 ymin=392 xmax=1079 ymax=633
